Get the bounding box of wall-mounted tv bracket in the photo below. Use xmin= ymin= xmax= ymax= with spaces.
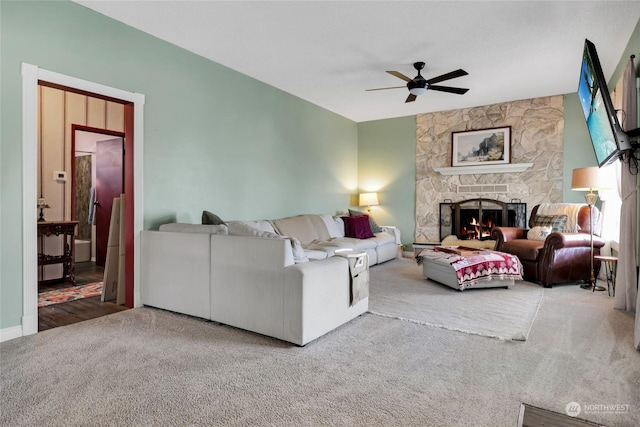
xmin=628 ymin=128 xmax=640 ymax=150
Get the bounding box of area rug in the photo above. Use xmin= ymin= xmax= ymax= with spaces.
xmin=38 ymin=282 xmax=103 ymax=307
xmin=369 ymin=258 xmax=544 ymax=341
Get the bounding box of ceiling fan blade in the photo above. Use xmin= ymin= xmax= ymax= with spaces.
xmin=429 ymin=85 xmax=469 ymax=95
xmin=405 ymin=93 xmax=417 ymax=103
xmin=387 ymin=71 xmax=413 ymax=82
xmin=365 ymin=86 xmax=406 ymax=92
xmin=425 ymin=69 xmax=468 ymax=85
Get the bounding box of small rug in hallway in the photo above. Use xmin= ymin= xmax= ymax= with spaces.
xmin=369 ymin=259 xmax=544 ymax=341
xmin=38 ymin=282 xmax=103 ymax=307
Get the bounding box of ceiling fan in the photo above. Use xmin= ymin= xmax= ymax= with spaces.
xmin=367 ymin=61 xmax=469 ymax=103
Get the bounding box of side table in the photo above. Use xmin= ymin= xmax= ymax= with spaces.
xmin=594 ymin=255 xmax=617 ymax=297
xmin=38 ymin=221 xmax=79 ymax=286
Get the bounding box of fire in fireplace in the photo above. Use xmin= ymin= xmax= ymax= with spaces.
xmin=439 ymin=198 xmax=526 ymax=241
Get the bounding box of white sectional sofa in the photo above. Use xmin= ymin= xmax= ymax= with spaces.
xmin=140 ymin=213 xmax=400 ymax=345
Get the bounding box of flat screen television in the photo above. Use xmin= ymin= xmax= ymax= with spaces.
xmin=578 ymin=39 xmax=631 ymax=167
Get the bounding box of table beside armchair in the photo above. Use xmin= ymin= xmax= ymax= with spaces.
xmin=491 ymin=204 xmax=604 ymax=287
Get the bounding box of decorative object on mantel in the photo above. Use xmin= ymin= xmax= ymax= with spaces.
xmin=433 ymin=163 xmax=532 ymax=175
xmin=37 ymin=195 xmax=50 ymax=222
xmin=451 ymin=126 xmax=511 ymax=167
xmin=358 ymin=192 xmax=379 ymax=213
xmin=571 ymin=166 xmax=610 ymax=291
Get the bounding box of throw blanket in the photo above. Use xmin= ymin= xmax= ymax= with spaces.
xmin=536 ymin=203 xmax=586 ymax=232
xmin=417 ymin=249 xmax=523 ymax=288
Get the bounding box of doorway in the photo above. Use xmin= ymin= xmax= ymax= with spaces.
xmin=36 ymin=103 xmax=128 ymax=330
xmin=72 ymin=128 xmax=125 ymax=268
xmin=21 ymin=64 xmax=145 ymax=338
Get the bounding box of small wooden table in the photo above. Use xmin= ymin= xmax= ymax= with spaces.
xmin=38 ymin=221 xmax=78 ymax=286
xmin=594 ymin=255 xmax=617 ymax=297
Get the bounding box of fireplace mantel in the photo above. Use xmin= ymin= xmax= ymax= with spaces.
xmin=433 ymin=163 xmax=533 ymax=175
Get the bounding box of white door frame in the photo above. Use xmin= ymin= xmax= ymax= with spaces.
xmin=21 ymin=63 xmax=145 ymax=336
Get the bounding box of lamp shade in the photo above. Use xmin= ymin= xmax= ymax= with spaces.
xmin=37 ymin=197 xmax=50 ymax=208
xmin=359 ymin=192 xmax=379 ymax=207
xmin=571 ymin=167 xmax=607 ymax=191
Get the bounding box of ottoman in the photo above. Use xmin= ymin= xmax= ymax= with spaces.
xmin=419 ymin=247 xmax=523 ymax=291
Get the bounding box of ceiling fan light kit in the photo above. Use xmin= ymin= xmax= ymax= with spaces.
xmin=367 ymin=61 xmax=469 ymax=103
xmin=408 ymin=85 xmax=428 ymax=96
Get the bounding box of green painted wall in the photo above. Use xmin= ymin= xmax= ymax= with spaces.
xmin=562 ymin=92 xmax=597 ymax=203
xmin=2 ymin=2 xmax=638 ymax=334
xmin=0 ymin=1 xmax=357 ymax=330
xmin=357 ymin=117 xmax=416 ymax=248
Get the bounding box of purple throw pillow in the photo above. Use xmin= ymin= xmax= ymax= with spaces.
xmin=342 ymin=215 xmax=374 ymax=239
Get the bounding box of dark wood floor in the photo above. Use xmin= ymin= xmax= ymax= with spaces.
xmin=38 ymin=262 xmax=128 ymax=332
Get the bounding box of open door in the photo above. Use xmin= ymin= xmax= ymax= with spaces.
xmin=95 ymin=138 xmax=124 ymax=267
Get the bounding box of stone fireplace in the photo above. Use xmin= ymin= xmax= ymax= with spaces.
xmin=439 ymin=198 xmax=527 ymax=241
xmin=415 ymin=95 xmax=564 ymax=243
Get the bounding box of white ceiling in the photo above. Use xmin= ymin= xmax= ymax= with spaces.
xmin=74 ymin=1 xmax=640 ymax=123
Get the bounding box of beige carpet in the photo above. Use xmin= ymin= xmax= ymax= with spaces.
xmin=369 ymin=258 xmax=543 ymax=341
xmin=1 ymin=261 xmax=638 ymax=426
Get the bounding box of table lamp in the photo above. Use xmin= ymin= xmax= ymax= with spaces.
xmin=358 ymin=192 xmax=379 ymax=213
xmin=37 ymin=195 xmax=50 ymax=222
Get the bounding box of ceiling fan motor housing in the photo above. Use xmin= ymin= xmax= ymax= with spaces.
xmin=408 ymin=62 xmax=428 ymax=95
xmin=407 ymin=78 xmax=428 ymax=95
xmin=407 ymin=79 xmax=427 ymax=91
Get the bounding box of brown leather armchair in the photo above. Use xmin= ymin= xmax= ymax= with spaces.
xmin=491 ymin=204 xmax=605 ymax=287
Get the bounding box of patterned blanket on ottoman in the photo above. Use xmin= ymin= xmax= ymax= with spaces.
xmin=417 ymin=248 xmax=523 ymax=290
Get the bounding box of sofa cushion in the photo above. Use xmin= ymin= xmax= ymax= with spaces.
xmin=227 ymin=220 xmax=277 ymax=234
xmin=534 ymin=214 xmax=568 ymax=232
xmin=527 ymin=226 xmax=551 ymax=241
xmin=302 ymin=241 xmax=344 ymax=258
xmin=304 ymin=249 xmax=329 ymax=260
xmin=340 ymin=237 xmax=378 ymax=251
xmin=320 ymin=214 xmax=343 ymax=238
xmin=501 ymin=239 xmax=544 ymax=261
xmin=348 ymin=209 xmax=382 ymax=233
xmin=228 ymin=221 xmax=308 ymax=263
xmin=368 ymin=232 xmax=396 ymax=246
xmin=202 ymin=210 xmax=226 ymax=225
xmin=333 ymin=216 xmax=345 ymax=238
xmin=342 ymin=215 xmax=374 ymax=239
xmin=271 ymin=214 xmax=331 ymax=245
xmin=535 ymin=203 xmax=585 ymax=232
xmin=159 ymin=223 xmax=228 ymax=235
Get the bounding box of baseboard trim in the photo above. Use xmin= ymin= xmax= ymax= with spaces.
xmin=0 ymin=325 xmax=23 ymax=343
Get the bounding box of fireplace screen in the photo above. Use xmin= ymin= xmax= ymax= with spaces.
xmin=439 ymin=198 xmax=526 ymax=241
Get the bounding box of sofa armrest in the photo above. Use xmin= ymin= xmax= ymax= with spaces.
xmin=544 ymin=232 xmax=606 ymax=250
xmin=491 ymin=227 xmax=527 ymax=250
xmin=140 ymin=230 xmax=211 ymax=319
xmin=380 ymin=225 xmax=401 ymax=244
xmin=283 ymin=256 xmax=366 ymax=345
xmin=209 ymin=234 xmax=293 ymax=340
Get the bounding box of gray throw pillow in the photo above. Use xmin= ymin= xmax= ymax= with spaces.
xmin=202 ymin=210 xmax=226 ymax=225
xmin=348 ymin=208 xmax=382 ymax=233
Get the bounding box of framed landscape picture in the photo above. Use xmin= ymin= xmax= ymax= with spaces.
xmin=451 ymin=126 xmax=511 ymax=167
